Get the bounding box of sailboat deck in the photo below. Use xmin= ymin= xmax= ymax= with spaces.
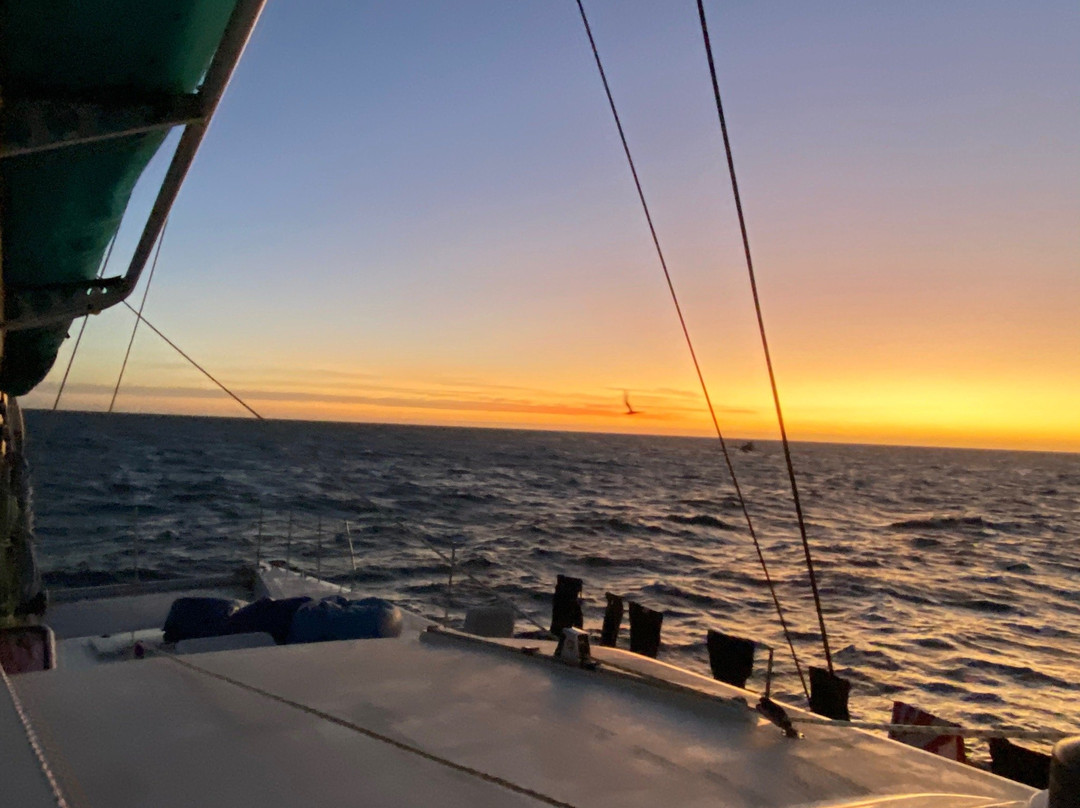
xmin=5 ymin=613 xmax=1034 ymax=808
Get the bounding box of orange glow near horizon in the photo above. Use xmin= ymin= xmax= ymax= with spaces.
xmin=13 ymin=4 xmax=1078 ymax=456
xmin=22 ymin=353 xmax=1080 ymax=453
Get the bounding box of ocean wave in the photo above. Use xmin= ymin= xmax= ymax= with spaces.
xmin=881 ymin=587 xmax=940 ymax=606
xmin=702 ymin=568 xmax=765 ymax=589
xmin=833 ymin=644 xmax=901 ymax=671
xmin=571 ymin=515 xmax=667 ymax=536
xmin=920 ymin=681 xmax=966 ymax=696
xmin=1002 ymin=561 xmax=1034 ymax=573
xmin=579 ymin=554 xmax=642 ymax=569
xmin=951 ymin=658 xmax=1070 ymax=689
xmin=460 ymin=554 xmax=496 ymax=569
xmin=640 ymin=581 xmax=725 ymax=609
xmin=949 ymin=598 xmax=1016 ymax=614
xmin=665 ymin=513 xmax=738 ymax=530
xmin=889 ymin=515 xmax=998 ymax=531
xmin=959 ymin=690 xmax=1006 ymax=704
xmin=910 ymin=536 xmax=942 ymax=549
xmin=679 ymin=498 xmax=716 ymax=509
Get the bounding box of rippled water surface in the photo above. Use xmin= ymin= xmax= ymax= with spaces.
xmin=25 ymin=411 xmax=1080 ymax=756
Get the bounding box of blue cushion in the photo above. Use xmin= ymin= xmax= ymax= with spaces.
xmin=224 ymin=596 xmax=312 ymax=645
xmin=163 ymin=597 xmax=243 ymax=644
xmin=286 ymin=596 xmax=402 ymax=644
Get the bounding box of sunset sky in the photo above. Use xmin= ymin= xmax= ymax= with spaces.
xmin=22 ymin=1 xmax=1080 ymax=452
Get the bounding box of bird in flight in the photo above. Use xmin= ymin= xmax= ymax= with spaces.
xmin=623 ymin=391 xmax=640 ymax=416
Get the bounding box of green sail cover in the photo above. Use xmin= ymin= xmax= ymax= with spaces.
xmin=0 ymin=0 xmax=240 ymax=396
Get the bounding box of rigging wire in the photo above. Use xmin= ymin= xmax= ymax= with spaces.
xmin=695 ymin=0 xmax=834 ymax=673
xmin=574 ymin=0 xmax=808 ymax=699
xmin=49 ymin=216 xmax=260 ymax=419
xmin=119 ymin=301 xmax=263 ymax=420
xmin=108 ymin=217 xmax=169 ymax=413
xmin=52 ymin=232 xmax=118 ymax=411
xmin=49 ymin=225 xmax=260 ymax=441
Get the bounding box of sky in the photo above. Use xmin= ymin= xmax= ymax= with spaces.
xmin=21 ymin=1 xmax=1080 ymax=452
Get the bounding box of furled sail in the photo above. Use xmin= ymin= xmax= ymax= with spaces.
xmin=0 ymin=0 xmax=251 ymax=395
xmin=0 ymin=0 xmax=265 ymax=620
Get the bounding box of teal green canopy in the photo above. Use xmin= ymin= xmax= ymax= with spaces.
xmin=0 ymin=0 xmax=240 ymax=395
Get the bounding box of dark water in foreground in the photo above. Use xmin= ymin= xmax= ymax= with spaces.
xmin=24 ymin=410 xmax=1080 ymax=754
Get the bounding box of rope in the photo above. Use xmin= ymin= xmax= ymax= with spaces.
xmin=109 ymin=217 xmax=169 ymax=413
xmin=1 ymin=664 xmax=73 ymax=808
xmin=149 ymin=648 xmax=581 ymax=808
xmin=574 ymin=0 xmax=809 ymax=700
xmin=119 ymin=302 xmax=263 ymax=420
xmin=788 ymin=714 xmax=1071 ymax=742
xmin=53 ymin=233 xmax=118 ymax=411
xmin=695 ymin=0 xmax=835 ymax=675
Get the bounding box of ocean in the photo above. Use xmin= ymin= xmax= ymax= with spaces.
xmin=23 ymin=409 xmax=1080 ymax=757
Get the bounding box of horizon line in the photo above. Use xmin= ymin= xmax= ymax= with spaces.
xmin=23 ymin=406 xmax=1080 ymax=457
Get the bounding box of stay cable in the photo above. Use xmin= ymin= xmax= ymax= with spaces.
xmin=695 ymin=0 xmax=834 ymax=673
xmin=109 ymin=218 xmax=169 ymax=413
xmin=575 ymin=0 xmax=809 ymax=698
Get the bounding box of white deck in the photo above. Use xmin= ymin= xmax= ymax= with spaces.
xmin=3 ymin=572 xmax=1037 ymax=808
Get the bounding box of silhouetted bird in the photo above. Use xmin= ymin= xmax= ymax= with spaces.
xmin=623 ymin=391 xmax=640 ymax=416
